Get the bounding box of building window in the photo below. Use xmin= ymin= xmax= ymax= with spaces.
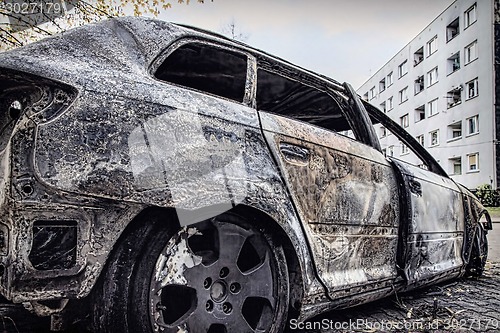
xmin=465 ymin=40 xmax=478 ymax=64
xmin=414 ymin=75 xmax=424 ymax=94
xmin=388 ymin=145 xmax=394 ymax=157
xmin=414 ymin=47 xmax=424 ymax=66
xmin=416 ymin=134 xmax=424 ymax=146
xmin=467 ymin=115 xmax=479 ymax=135
xmin=387 ymin=96 xmax=393 ymax=111
xmin=446 ymin=17 xmax=460 ymax=41
xmin=369 ymin=86 xmax=376 ymax=100
xmin=449 ymin=157 xmax=462 ymax=175
xmin=428 ymin=98 xmax=439 ymax=117
xmin=429 ymin=130 xmax=439 ymax=146
xmin=380 ymin=101 xmax=386 ymax=113
xmin=427 ymin=67 xmax=438 ymax=86
xmin=447 ymin=52 xmax=460 ymax=75
xmin=465 ymin=3 xmax=477 ymax=28
xmin=387 ymin=72 xmax=393 ymax=87
xmin=447 ymin=121 xmax=462 ymax=141
xmin=400 ymin=114 xmax=409 ymax=128
xmin=415 ymin=105 xmax=425 ymax=122
xmin=398 ymin=60 xmax=408 ymax=78
xmin=399 ymin=87 xmax=408 ymax=103
xmin=379 ymin=78 xmax=386 ymax=92
xmin=401 ymin=142 xmax=409 ymax=155
xmin=363 ymin=92 xmax=369 ymax=101
xmin=447 ymin=87 xmax=462 ymax=108
xmin=466 ymin=78 xmax=478 ymax=99
xmin=467 ymin=153 xmax=479 ymax=172
xmin=427 ymin=36 xmax=438 ymax=57
xmin=380 ymin=126 xmax=387 ymax=138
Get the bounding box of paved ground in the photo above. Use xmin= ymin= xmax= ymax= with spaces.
xmin=1 ymin=263 xmax=499 ymax=332
xmin=486 ymin=219 xmax=500 ymax=262
xmin=1 ymin=222 xmax=499 ymax=332
xmin=303 ymin=262 xmax=500 ymax=332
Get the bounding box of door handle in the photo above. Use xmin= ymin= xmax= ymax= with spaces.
xmin=279 ymin=142 xmax=310 ymax=166
xmin=409 ymin=179 xmax=422 ymax=196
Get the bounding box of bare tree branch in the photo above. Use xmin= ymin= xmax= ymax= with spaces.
xmin=0 ymin=26 xmax=23 ymax=46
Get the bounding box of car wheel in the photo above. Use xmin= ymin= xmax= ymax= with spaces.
xmin=93 ymin=211 xmax=289 ymax=333
xmin=466 ymin=224 xmax=488 ymax=277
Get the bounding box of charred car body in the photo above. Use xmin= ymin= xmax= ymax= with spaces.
xmin=0 ymin=17 xmax=492 ymax=332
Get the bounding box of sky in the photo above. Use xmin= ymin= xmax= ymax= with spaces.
xmin=156 ymin=0 xmax=455 ymax=89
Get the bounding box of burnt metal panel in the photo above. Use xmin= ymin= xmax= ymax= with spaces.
xmin=391 ymin=160 xmax=464 ymax=287
xmin=260 ymin=111 xmax=400 ymax=300
xmin=29 ymin=220 xmax=77 ymax=271
xmin=2 ymin=84 xmax=325 ymax=312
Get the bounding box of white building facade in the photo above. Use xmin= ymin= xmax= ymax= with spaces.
xmin=358 ymin=0 xmax=499 ymax=190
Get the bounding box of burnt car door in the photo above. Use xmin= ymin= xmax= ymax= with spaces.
xmin=256 ymin=63 xmax=401 ymax=299
xmin=367 ymin=107 xmax=465 ymax=288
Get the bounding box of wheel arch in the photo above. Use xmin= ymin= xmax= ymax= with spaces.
xmin=89 ymin=203 xmax=306 ymax=314
xmin=459 ymin=186 xmax=491 ymax=274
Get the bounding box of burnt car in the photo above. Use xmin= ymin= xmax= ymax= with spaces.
xmin=0 ymin=17 xmax=492 ymax=333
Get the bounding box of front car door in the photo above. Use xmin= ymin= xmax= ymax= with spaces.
xmin=255 ymin=63 xmax=401 ymax=301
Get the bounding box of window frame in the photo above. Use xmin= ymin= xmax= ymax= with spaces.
xmin=447 ymin=121 xmax=462 ymax=142
xmin=464 ymin=3 xmax=477 ymax=29
xmin=414 ymin=47 xmax=424 ymax=66
xmin=428 ymin=98 xmax=439 ymax=117
xmin=151 ymin=38 xmax=254 ymax=105
xmin=466 ymin=78 xmax=479 ymax=99
xmin=427 ymin=67 xmax=438 ymax=87
xmin=447 ymin=52 xmax=460 ymax=75
xmin=387 ymin=96 xmax=394 ymax=111
xmin=414 ymin=105 xmax=425 ymax=123
xmin=379 ymin=78 xmax=386 ymax=92
xmin=426 ymin=35 xmax=438 ymax=57
xmin=429 ymin=129 xmax=440 ymax=147
xmin=446 ymin=17 xmax=460 ymax=42
xmin=387 ymin=72 xmax=394 ymax=87
xmin=449 ymin=157 xmax=462 ymax=175
xmin=416 ymin=134 xmax=424 ymax=146
xmin=466 ymin=115 xmax=479 ymax=136
xmin=447 ymin=87 xmax=462 ymax=109
xmin=467 ymin=152 xmax=479 ymax=172
xmin=465 ymin=40 xmax=478 ymax=64
xmin=414 ymin=75 xmax=424 ymax=95
xmin=399 ymin=87 xmax=408 ymax=104
xmin=398 ymin=60 xmax=408 ymax=78
xmin=400 ymin=113 xmax=409 ymax=128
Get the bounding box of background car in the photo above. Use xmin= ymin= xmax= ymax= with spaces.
xmin=0 ymin=17 xmax=491 ymax=332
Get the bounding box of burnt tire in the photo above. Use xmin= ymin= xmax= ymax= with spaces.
xmin=466 ymin=223 xmax=488 ymax=277
xmin=92 ymin=211 xmax=289 ymax=333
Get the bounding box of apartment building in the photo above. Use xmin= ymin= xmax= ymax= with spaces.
xmin=358 ymin=0 xmax=499 ymax=190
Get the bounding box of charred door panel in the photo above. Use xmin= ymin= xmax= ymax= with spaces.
xmin=391 ymin=160 xmax=464 ymax=287
xmin=260 ymin=112 xmax=400 ymax=297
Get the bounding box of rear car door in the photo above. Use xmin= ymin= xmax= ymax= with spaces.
xmin=256 ymin=65 xmax=401 ymax=299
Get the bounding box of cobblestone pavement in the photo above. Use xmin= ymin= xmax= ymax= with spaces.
xmin=298 ymin=262 xmax=500 ymax=333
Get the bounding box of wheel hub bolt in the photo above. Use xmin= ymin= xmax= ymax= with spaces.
xmin=222 ymin=302 xmax=232 ymax=314
xmin=204 ymin=277 xmax=212 ymax=289
xmin=229 ymin=282 xmax=241 ymax=294
xmin=206 ymin=300 xmax=214 ymax=312
xmin=219 ymin=267 xmax=229 ymax=278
